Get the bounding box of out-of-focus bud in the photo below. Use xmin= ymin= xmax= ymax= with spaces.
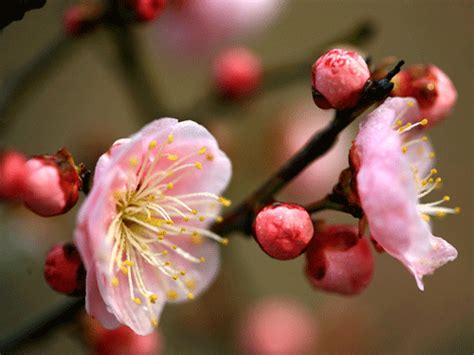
xmin=63 ymin=3 xmax=103 ymax=36
xmin=94 ymin=324 xmax=162 ymax=355
xmin=127 ymin=0 xmax=167 ymax=22
xmin=44 ymin=243 xmax=85 ymax=296
xmin=238 ymin=297 xmax=318 ymax=355
xmin=391 ymin=64 xmax=457 ymax=126
xmin=213 ymin=47 xmax=262 ymax=99
xmin=254 ymin=203 xmax=314 ymax=260
xmin=305 ymin=225 xmax=373 ymax=295
xmin=312 ymin=48 xmax=370 ymax=110
xmin=23 ymin=148 xmax=81 ymax=217
xmin=0 ymin=150 xmax=28 ymax=201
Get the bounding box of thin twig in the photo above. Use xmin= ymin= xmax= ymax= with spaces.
xmin=0 ymin=34 xmax=74 ymax=135
xmin=212 ymin=61 xmax=404 ymax=236
xmin=108 ymin=25 xmax=166 ymax=122
xmin=180 ymin=21 xmax=375 ymax=122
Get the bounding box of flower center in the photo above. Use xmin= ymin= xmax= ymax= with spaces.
xmin=394 ymin=102 xmax=460 ymax=223
xmin=104 ymin=135 xmax=230 ymax=327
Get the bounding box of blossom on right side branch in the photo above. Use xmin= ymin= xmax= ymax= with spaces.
xmin=351 ymin=97 xmax=459 ymax=290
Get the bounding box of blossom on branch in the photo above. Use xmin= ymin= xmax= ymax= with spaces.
xmin=352 ymin=97 xmax=458 ymax=290
xmin=75 ymin=118 xmax=232 ymax=334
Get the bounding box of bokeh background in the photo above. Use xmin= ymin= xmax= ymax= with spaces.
xmin=0 ymin=1 xmax=472 ymax=354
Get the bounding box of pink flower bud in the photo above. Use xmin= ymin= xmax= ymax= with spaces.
xmin=94 ymin=325 xmax=162 ymax=355
xmin=254 ymin=203 xmax=314 ymax=260
xmin=305 ymin=225 xmax=373 ymax=295
xmin=312 ymin=48 xmax=370 ymax=110
xmin=238 ymin=297 xmax=318 ymax=354
xmin=23 ymin=149 xmax=81 ymax=217
xmin=44 ymin=243 xmax=85 ymax=295
xmin=391 ymin=64 xmax=457 ymax=126
xmin=213 ymin=47 xmax=262 ymax=99
xmin=129 ymin=0 xmax=167 ymax=22
xmin=63 ymin=4 xmax=103 ymax=36
xmin=0 ymin=150 xmax=28 ymax=201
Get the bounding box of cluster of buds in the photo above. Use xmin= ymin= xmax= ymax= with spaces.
xmin=253 ymin=203 xmax=374 ymax=295
xmin=63 ymin=0 xmax=167 ymax=36
xmin=0 ymin=148 xmax=84 ymax=217
xmin=251 ymin=47 xmax=458 ymax=296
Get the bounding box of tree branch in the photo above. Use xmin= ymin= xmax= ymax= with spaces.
xmin=212 ymin=61 xmax=403 ymax=236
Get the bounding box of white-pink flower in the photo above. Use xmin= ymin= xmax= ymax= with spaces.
xmin=75 ymin=118 xmax=232 ymax=335
xmin=352 ymin=97 xmax=458 ymax=290
xmin=157 ymin=0 xmax=285 ymax=55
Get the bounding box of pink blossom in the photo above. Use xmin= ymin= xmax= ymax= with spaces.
xmin=75 ymin=118 xmax=232 ymax=334
xmin=352 ymin=97 xmax=458 ymax=290
xmin=156 ymin=0 xmax=285 ymax=55
xmin=238 ymin=297 xmax=318 ymax=354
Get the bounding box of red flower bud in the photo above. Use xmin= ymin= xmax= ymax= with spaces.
xmin=213 ymin=47 xmax=262 ymax=99
xmin=94 ymin=324 xmax=162 ymax=355
xmin=63 ymin=4 xmax=103 ymax=36
xmin=312 ymin=48 xmax=370 ymax=110
xmin=23 ymin=148 xmax=81 ymax=217
xmin=44 ymin=243 xmax=85 ymax=296
xmin=391 ymin=64 xmax=457 ymax=126
xmin=129 ymin=0 xmax=167 ymax=22
xmin=305 ymin=224 xmax=373 ymax=295
xmin=254 ymin=203 xmax=314 ymax=260
xmin=0 ymin=150 xmax=28 ymax=201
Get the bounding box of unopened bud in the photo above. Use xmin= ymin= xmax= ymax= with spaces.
xmin=213 ymin=47 xmax=262 ymax=99
xmin=305 ymin=224 xmax=373 ymax=295
xmin=23 ymin=148 xmax=81 ymax=217
xmin=44 ymin=243 xmax=85 ymax=296
xmin=128 ymin=0 xmax=167 ymax=22
xmin=0 ymin=150 xmax=28 ymax=201
xmin=254 ymin=203 xmax=314 ymax=260
xmin=63 ymin=3 xmax=103 ymax=36
xmin=312 ymin=48 xmax=370 ymax=110
xmin=94 ymin=323 xmax=162 ymax=355
xmin=391 ymin=64 xmax=457 ymax=126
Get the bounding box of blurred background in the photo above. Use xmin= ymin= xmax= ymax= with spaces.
xmin=0 ymin=0 xmax=472 ymax=354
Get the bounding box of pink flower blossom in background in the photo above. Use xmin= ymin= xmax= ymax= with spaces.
xmin=156 ymin=0 xmax=286 ymax=56
xmin=75 ymin=118 xmax=232 ymax=334
xmin=0 ymin=150 xmax=28 ymax=201
xmin=352 ymin=97 xmax=458 ymax=290
xmin=274 ymin=99 xmax=353 ymax=204
xmin=237 ymin=297 xmax=318 ymax=354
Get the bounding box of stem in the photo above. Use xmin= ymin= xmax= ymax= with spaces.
xmin=0 ymin=34 xmax=74 ymax=135
xmin=109 ymin=25 xmax=165 ymax=122
xmin=0 ymin=298 xmax=85 ymax=353
xmin=212 ymin=61 xmax=403 ymax=236
xmin=305 ymin=194 xmax=363 ymax=218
